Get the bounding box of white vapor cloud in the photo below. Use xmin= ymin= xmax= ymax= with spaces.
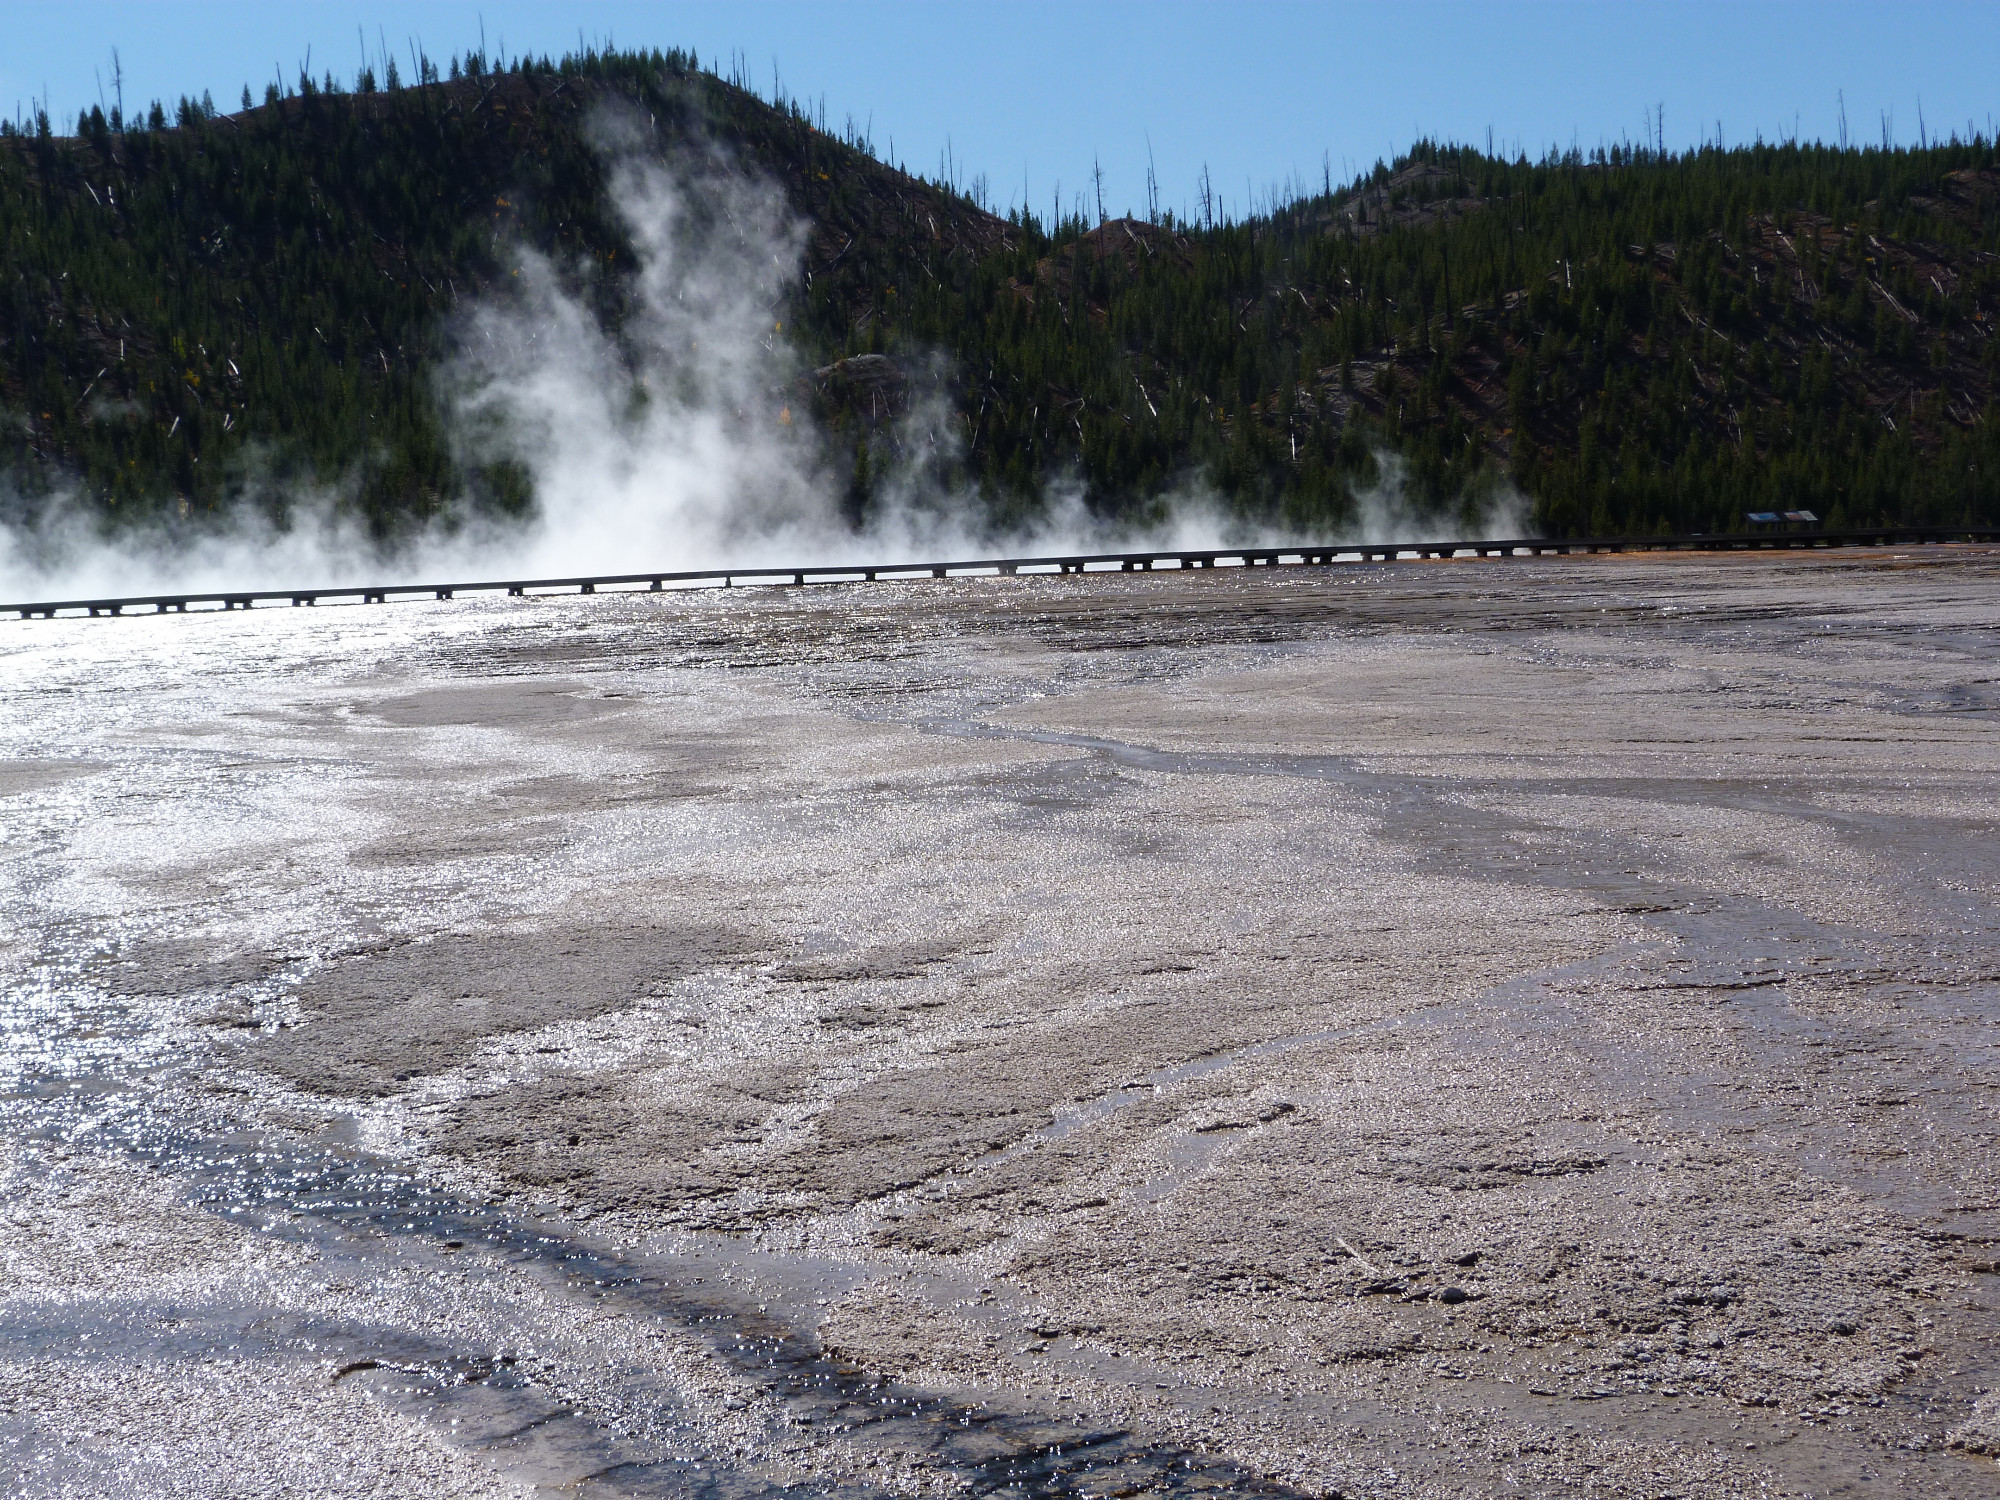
xmin=439 ymin=128 xmax=842 ymax=574
xmin=0 ymin=124 xmax=1525 ymax=605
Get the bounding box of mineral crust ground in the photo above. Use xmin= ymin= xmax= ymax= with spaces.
xmin=2 ymin=547 xmax=1997 ymax=1497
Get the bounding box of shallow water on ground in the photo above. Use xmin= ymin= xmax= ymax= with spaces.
xmin=5 ymin=554 xmax=1999 ymax=1496
xmin=0 ymin=584 xmax=1332 ymax=1495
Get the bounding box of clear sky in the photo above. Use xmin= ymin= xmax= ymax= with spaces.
xmin=6 ymin=2 xmax=1997 ymax=222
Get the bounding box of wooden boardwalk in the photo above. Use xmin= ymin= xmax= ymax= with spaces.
xmin=7 ymin=525 xmax=1999 ymax=621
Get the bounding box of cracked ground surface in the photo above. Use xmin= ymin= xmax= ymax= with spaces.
xmin=2 ymin=546 xmax=1997 ymax=1497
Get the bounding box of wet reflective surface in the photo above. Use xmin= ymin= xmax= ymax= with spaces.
xmin=4 ymin=552 xmax=1999 ymax=1495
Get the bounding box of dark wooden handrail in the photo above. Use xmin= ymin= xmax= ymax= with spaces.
xmin=8 ymin=526 xmax=1999 ymax=621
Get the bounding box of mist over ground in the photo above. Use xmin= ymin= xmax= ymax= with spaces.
xmin=0 ymin=128 xmax=1524 ymax=605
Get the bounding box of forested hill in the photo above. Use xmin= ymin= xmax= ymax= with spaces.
xmin=3 ymin=43 xmax=1998 ymax=543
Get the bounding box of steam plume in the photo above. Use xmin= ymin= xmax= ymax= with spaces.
xmin=0 ymin=128 xmax=1524 ymax=603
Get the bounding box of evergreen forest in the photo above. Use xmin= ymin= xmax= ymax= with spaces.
xmin=3 ymin=43 xmax=1998 ymax=549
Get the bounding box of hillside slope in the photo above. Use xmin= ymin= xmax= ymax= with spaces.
xmin=2 ymin=45 xmax=1997 ymax=542
xmin=0 ymin=47 xmax=1010 ymax=534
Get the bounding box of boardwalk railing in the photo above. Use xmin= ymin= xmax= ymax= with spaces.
xmin=7 ymin=525 xmax=1999 ymax=621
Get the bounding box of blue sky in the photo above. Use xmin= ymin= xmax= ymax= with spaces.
xmin=6 ymin=3 xmax=1997 ymax=222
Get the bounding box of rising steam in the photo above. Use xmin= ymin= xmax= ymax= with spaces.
xmin=440 ymin=126 xmax=843 ymax=573
xmin=0 ymin=123 xmax=1524 ymax=603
